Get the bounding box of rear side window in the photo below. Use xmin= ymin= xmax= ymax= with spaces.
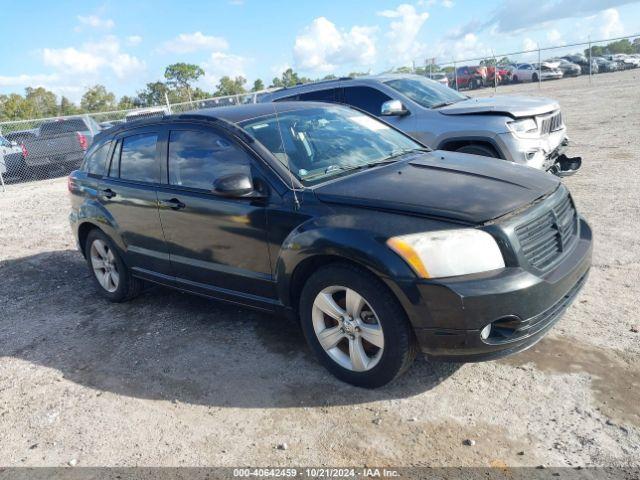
xmin=277 ymin=88 xmax=341 ymax=103
xmin=83 ymin=141 xmax=111 ymax=176
xmin=118 ymin=133 xmax=159 ymax=183
xmin=343 ymin=87 xmax=392 ymax=116
xmin=168 ymin=130 xmax=252 ymax=191
xmin=40 ymin=118 xmax=87 ymax=135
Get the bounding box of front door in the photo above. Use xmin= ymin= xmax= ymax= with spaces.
xmin=99 ymin=126 xmax=170 ymax=274
xmin=155 ymin=125 xmax=275 ymax=306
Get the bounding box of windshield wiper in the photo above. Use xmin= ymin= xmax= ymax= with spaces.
xmin=383 ymin=147 xmax=430 ymax=161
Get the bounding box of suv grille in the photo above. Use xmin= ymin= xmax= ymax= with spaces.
xmin=539 ymin=111 xmax=563 ymax=134
xmin=516 ymin=193 xmax=578 ymax=272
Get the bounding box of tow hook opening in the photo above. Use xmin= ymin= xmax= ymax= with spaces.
xmin=550 ymin=154 xmax=582 ymax=177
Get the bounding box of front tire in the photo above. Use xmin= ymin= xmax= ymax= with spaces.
xmin=299 ymin=263 xmax=417 ymax=388
xmin=85 ymin=229 xmax=143 ymax=302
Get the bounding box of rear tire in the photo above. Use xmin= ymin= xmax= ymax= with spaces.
xmin=512 ymin=75 xmax=519 ymax=83
xmin=456 ymin=144 xmax=499 ymax=158
xmin=85 ymin=229 xmax=143 ymax=303
xmin=299 ymin=263 xmax=417 ymax=388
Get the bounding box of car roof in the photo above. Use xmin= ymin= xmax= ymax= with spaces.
xmin=92 ymin=101 xmax=345 ymax=141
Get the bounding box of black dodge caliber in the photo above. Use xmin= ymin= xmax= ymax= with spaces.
xmin=68 ymin=102 xmax=592 ymax=388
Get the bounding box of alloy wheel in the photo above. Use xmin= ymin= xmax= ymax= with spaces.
xmin=90 ymin=239 xmax=120 ymax=293
xmin=311 ymin=286 xmax=384 ymax=372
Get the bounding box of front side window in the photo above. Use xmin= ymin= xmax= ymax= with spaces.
xmin=83 ymin=141 xmax=111 ymax=176
xmin=343 ymin=87 xmax=392 ymax=115
xmin=119 ymin=133 xmax=158 ymax=183
xmin=384 ymin=76 xmax=466 ymax=108
xmin=241 ymin=105 xmax=422 ymax=186
xmin=168 ymin=130 xmax=252 ymax=190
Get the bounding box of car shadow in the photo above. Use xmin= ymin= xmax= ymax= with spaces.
xmin=0 ymin=250 xmax=461 ymax=408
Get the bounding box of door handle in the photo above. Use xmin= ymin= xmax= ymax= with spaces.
xmin=101 ymin=188 xmax=116 ymax=199
xmin=159 ymin=198 xmax=186 ymax=210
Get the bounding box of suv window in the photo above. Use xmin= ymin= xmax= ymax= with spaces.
xmin=343 ymin=87 xmax=392 ymax=116
xmin=83 ymin=141 xmax=112 ymax=176
xmin=278 ymin=88 xmax=341 ymax=103
xmin=40 ymin=118 xmax=87 ymax=135
xmin=118 ymin=133 xmax=159 ymax=183
xmin=168 ymin=129 xmax=252 ymax=191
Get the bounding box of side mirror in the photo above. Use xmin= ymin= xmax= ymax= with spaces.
xmin=212 ymin=173 xmax=264 ymax=198
xmin=381 ymin=100 xmax=409 ymax=117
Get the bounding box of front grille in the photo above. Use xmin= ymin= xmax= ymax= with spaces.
xmin=538 ymin=111 xmax=563 ymax=134
xmin=516 ymin=193 xmax=578 ymax=272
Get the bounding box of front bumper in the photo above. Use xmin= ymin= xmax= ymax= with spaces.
xmin=403 ymin=218 xmax=592 ymax=361
xmin=496 ymin=131 xmax=581 ymax=176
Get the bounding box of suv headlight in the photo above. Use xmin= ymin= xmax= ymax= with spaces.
xmin=507 ymin=118 xmax=539 ymax=138
xmin=387 ymin=229 xmax=505 ymax=279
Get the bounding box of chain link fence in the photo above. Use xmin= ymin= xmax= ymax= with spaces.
xmin=0 ymin=90 xmax=273 ymax=190
xmin=409 ymin=34 xmax=639 ymax=93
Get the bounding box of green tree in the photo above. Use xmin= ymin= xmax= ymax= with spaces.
xmin=24 ymin=87 xmax=58 ymax=117
xmin=164 ymin=63 xmax=205 ymax=101
xmin=214 ymin=76 xmax=247 ymax=96
xmin=269 ymin=68 xmax=310 ymax=88
xmin=81 ymin=85 xmax=116 ymax=113
xmin=117 ymin=95 xmax=137 ymax=110
xmin=0 ymin=93 xmax=33 ymax=120
xmin=59 ymin=96 xmax=80 ymax=116
xmin=136 ymin=81 xmax=177 ymax=106
xmin=251 ymin=78 xmax=265 ymax=92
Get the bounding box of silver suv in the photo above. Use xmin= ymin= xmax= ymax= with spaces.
xmin=260 ymin=74 xmax=581 ymax=175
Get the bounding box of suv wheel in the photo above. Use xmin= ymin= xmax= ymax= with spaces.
xmin=299 ymin=263 xmax=417 ymax=388
xmin=85 ymin=229 xmax=143 ymax=302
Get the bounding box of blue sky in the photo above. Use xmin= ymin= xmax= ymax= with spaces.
xmin=1 ymin=0 xmax=639 ymax=102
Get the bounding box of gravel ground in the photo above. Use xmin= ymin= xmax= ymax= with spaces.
xmin=0 ymin=69 xmax=639 ymax=469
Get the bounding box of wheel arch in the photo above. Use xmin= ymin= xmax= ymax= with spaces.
xmin=437 ymin=137 xmax=505 ymax=159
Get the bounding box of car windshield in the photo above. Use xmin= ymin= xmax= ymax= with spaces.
xmin=384 ymin=76 xmax=466 ymax=109
xmin=240 ymin=106 xmax=424 ymax=186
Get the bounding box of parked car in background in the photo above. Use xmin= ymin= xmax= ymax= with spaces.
xmin=260 ymin=74 xmax=581 ymax=175
xmin=486 ymin=65 xmax=511 ymax=85
xmin=125 ymin=107 xmax=169 ymax=123
xmin=594 ymin=56 xmax=619 ymax=73
xmin=606 ymin=54 xmax=640 ymax=69
xmin=427 ymin=72 xmax=449 ymax=87
xmin=509 ymin=63 xmax=539 ymax=83
xmin=0 ymin=135 xmax=23 ymax=179
xmin=68 ymin=102 xmax=592 ymax=387
xmin=17 ymin=118 xmax=94 ymax=178
xmin=448 ymin=65 xmax=486 ymax=89
xmin=547 ymin=58 xmax=582 ymax=77
xmin=99 ymin=120 xmax=125 ymax=130
xmin=534 ymin=62 xmax=564 ymax=81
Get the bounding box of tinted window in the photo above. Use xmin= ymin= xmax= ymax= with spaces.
xmin=168 ymin=130 xmax=252 ymax=190
xmin=83 ymin=141 xmax=111 ymax=175
xmin=277 ymin=88 xmax=340 ymax=103
xmin=40 ymin=118 xmax=87 ymax=135
xmin=343 ymin=87 xmax=392 ymax=115
xmin=119 ymin=133 xmax=158 ymax=183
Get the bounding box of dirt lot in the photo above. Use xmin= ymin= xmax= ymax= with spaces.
xmin=1 ymin=69 xmax=639 ymax=469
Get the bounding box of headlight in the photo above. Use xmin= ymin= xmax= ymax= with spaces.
xmin=387 ymin=229 xmax=505 ymax=279
xmin=507 ymin=118 xmax=538 ymax=138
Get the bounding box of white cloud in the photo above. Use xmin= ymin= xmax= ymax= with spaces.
xmin=522 ymin=37 xmax=538 ymax=51
xmin=201 ymin=51 xmax=250 ymax=89
xmin=0 ymin=73 xmax=60 ymax=87
xmin=546 ymin=29 xmax=563 ymax=44
xmin=293 ymin=17 xmax=377 ymax=73
xmin=598 ymin=8 xmax=624 ymax=38
xmin=160 ymin=32 xmax=229 ymax=54
xmin=41 ymin=36 xmax=145 ymax=80
xmin=378 ymin=4 xmax=430 ymax=63
xmin=442 ymin=0 xmax=454 ymax=7
xmin=76 ymin=14 xmax=114 ymax=29
xmin=127 ymin=35 xmax=143 ymax=46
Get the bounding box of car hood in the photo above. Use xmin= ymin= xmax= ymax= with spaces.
xmin=314 ymin=151 xmax=560 ymax=224
xmin=438 ymin=95 xmax=560 ymax=118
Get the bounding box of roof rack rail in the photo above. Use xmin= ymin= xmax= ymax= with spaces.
xmin=283 ymin=76 xmax=353 ymax=89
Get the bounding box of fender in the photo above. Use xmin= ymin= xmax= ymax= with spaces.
xmin=274 ymin=219 xmax=420 ymax=314
xmin=72 ymin=197 xmax=124 ymax=256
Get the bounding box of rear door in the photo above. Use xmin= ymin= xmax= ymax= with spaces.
xmin=99 ymin=125 xmax=171 ymax=275
xmin=155 ymin=123 xmax=275 ymax=305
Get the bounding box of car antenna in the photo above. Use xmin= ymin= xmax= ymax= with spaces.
xmin=272 ymin=102 xmax=301 ymax=209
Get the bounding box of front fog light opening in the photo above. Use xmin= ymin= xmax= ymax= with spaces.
xmin=480 ymin=324 xmax=492 ymax=340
